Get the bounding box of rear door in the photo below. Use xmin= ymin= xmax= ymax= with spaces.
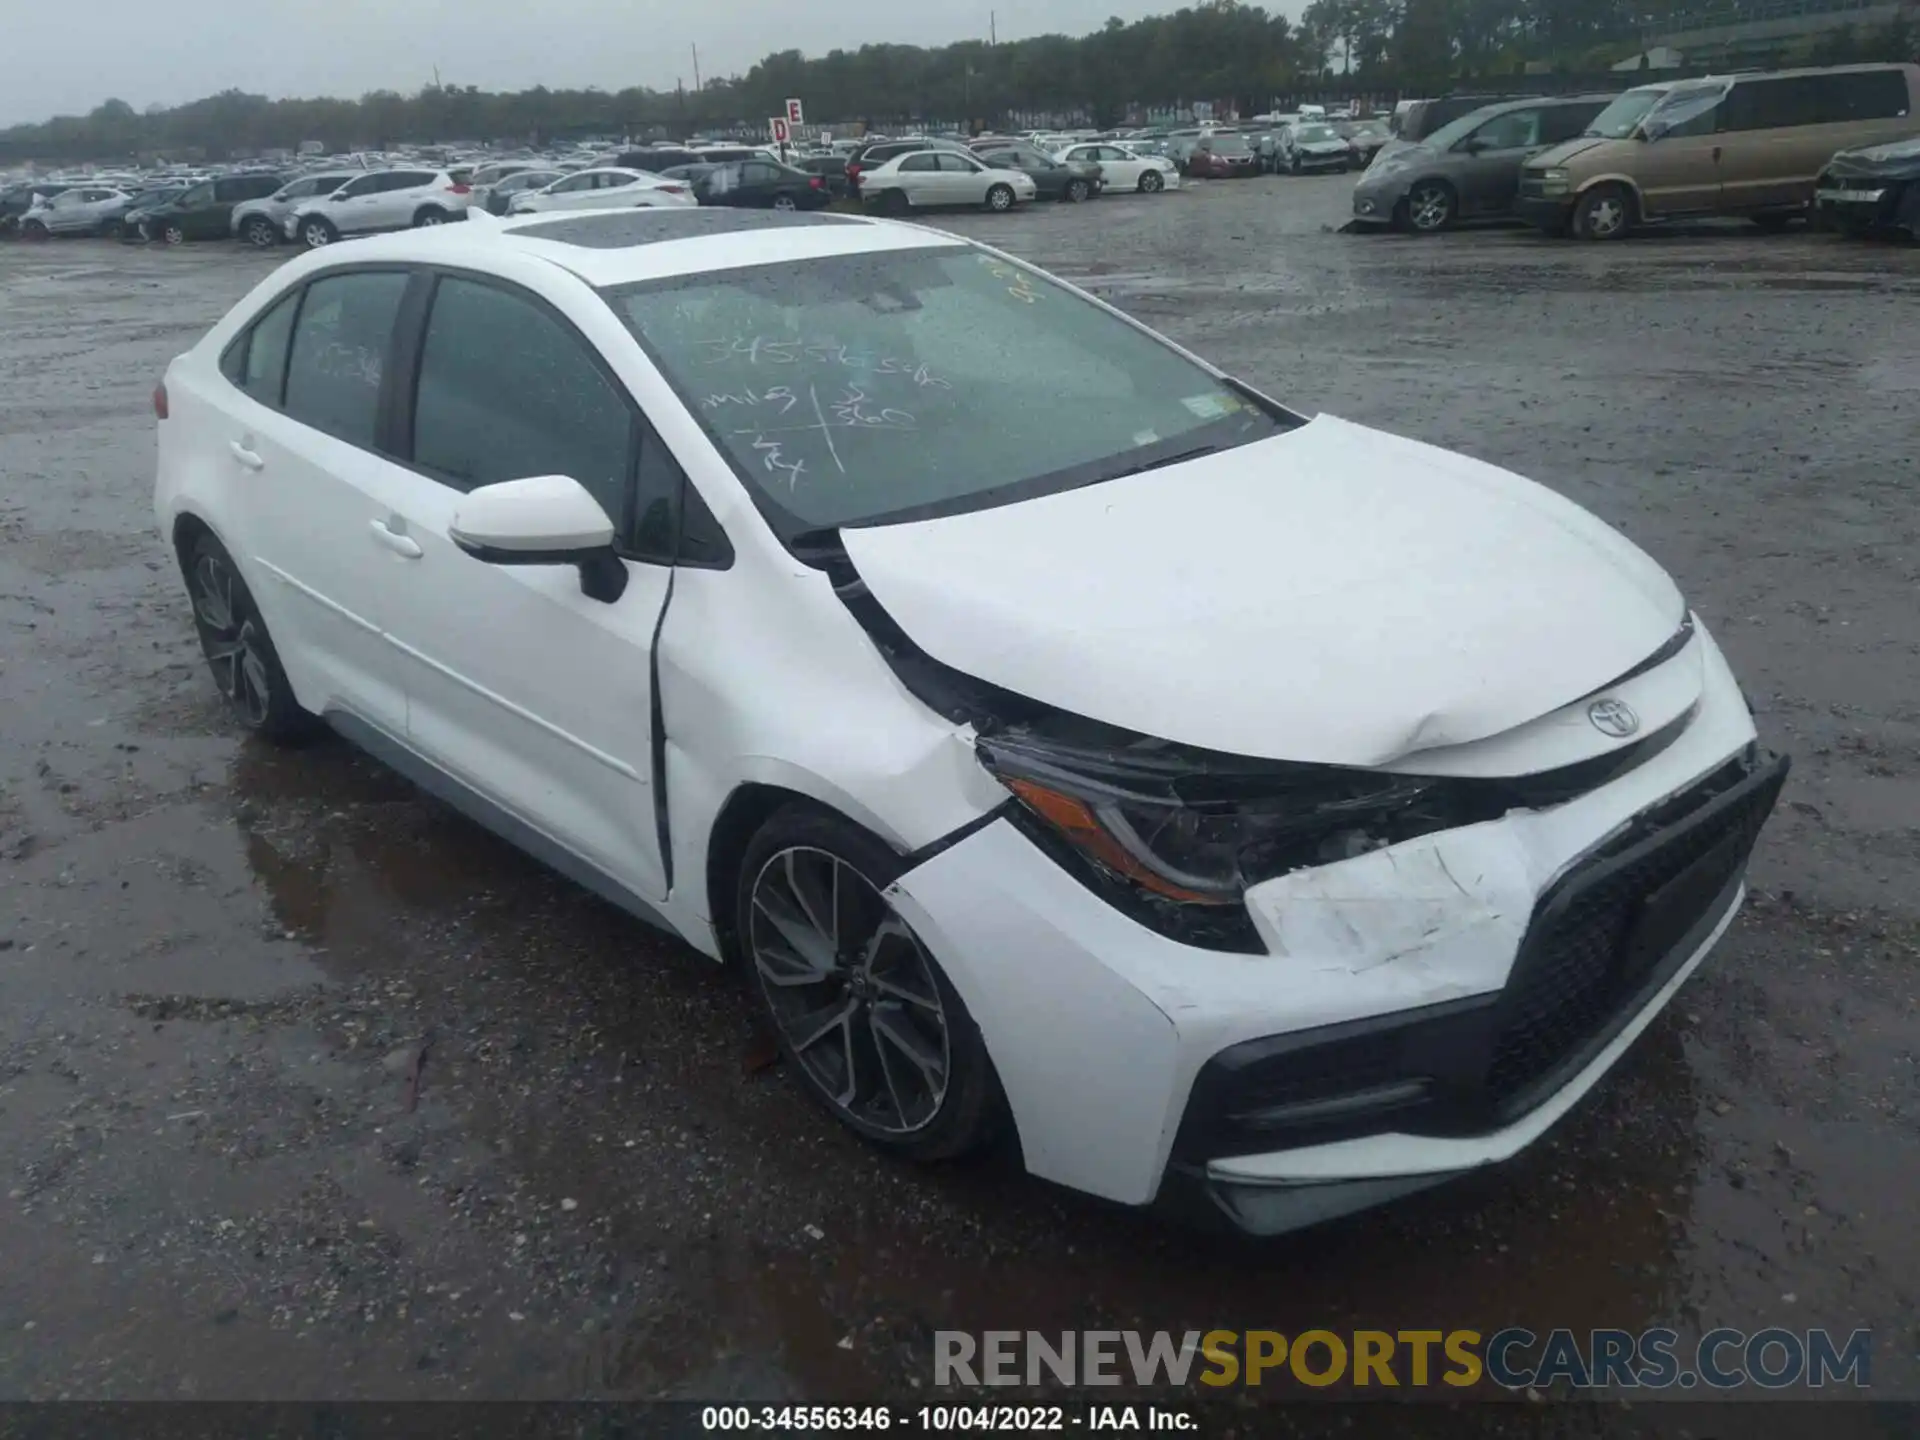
xmin=375 ymin=270 xmax=676 ymax=899
xmin=207 ymin=268 xmax=417 ymax=734
xmin=369 ymin=171 xmax=436 ymax=230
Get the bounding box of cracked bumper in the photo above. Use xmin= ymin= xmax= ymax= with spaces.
xmin=887 ymin=624 xmax=1774 ymax=1228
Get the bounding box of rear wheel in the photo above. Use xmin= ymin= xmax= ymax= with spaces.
xmin=161 ymin=222 xmax=187 ymax=246
xmin=1139 ymin=170 xmax=1164 ymax=194
xmin=412 ymin=206 xmax=450 ymax=227
xmin=985 ymin=183 xmax=1016 ymax=212
xmin=1572 ymin=183 xmax=1633 ymax=241
xmin=181 ymin=533 xmax=320 ymax=744
xmin=300 ymin=216 xmax=338 ymax=249
xmin=772 ymin=193 xmax=798 ymax=211
xmin=735 ymin=803 xmax=1003 ymax=1161
xmin=242 ymin=215 xmax=278 ymax=248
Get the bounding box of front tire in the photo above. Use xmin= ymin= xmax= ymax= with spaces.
xmin=1405 ymin=179 xmax=1457 ymax=233
xmin=300 ymin=216 xmax=338 ymax=249
xmin=985 ymin=183 xmax=1016 ymax=212
xmin=1065 ymin=178 xmax=1090 ymax=203
xmin=21 ymin=219 xmax=48 ymax=241
xmin=1572 ymin=183 xmax=1633 ymax=241
xmin=242 ymin=216 xmax=279 ymax=248
xmin=1139 ymin=170 xmax=1164 ymax=194
xmin=181 ymin=533 xmax=320 ymax=744
xmin=735 ymin=803 xmax=1003 ymax=1161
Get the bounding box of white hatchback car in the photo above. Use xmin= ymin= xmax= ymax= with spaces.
xmin=154 ymin=208 xmax=1786 ymax=1235
xmin=508 ymin=167 xmax=694 ymax=214
xmin=286 ymin=168 xmax=472 ymax=248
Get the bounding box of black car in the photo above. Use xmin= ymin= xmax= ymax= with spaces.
xmin=134 ymin=172 xmax=285 ymax=243
xmin=100 ymin=185 xmax=186 ymax=238
xmin=971 ymin=142 xmax=1102 ymax=202
xmin=695 ymin=159 xmax=834 ymax=211
xmin=845 ymin=137 xmax=971 ymax=197
xmin=1814 ymin=134 xmax=1920 ymax=239
xmin=1395 ymin=93 xmax=1531 ymax=145
xmin=792 ymin=155 xmax=852 ymax=198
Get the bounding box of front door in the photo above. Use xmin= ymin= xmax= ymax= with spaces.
xmin=1454 ymin=108 xmax=1546 ymax=216
xmin=1635 ymin=86 xmax=1730 ymax=217
xmin=375 ymin=272 xmax=673 ymax=899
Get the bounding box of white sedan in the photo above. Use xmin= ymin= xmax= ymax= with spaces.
xmin=509 ymin=167 xmax=693 ymax=214
xmin=1055 ymin=142 xmax=1179 ymax=194
xmin=857 ymin=150 xmax=1037 ymax=212
xmin=153 ymin=207 xmax=1783 ymax=1238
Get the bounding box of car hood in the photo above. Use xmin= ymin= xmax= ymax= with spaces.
xmin=1527 ymin=136 xmax=1619 ymax=168
xmin=1826 ymin=134 xmax=1920 ymax=180
xmin=1300 ymin=140 xmax=1350 ymax=154
xmin=838 ymin=414 xmax=1684 ymax=767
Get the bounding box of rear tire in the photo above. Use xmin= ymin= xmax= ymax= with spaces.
xmin=181 ymin=533 xmax=321 ymax=745
xmin=733 ymin=802 xmax=1004 ymax=1162
xmin=772 ymin=193 xmax=798 ymax=211
xmin=1572 ymin=183 xmax=1633 ymax=241
xmin=985 ymin=183 xmax=1015 ymax=212
xmin=412 ymin=206 xmax=450 ymax=227
xmin=161 ymin=222 xmax=187 ymax=246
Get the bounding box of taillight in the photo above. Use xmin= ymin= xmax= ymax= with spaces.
xmin=659 ymin=184 xmax=686 ymax=195
xmin=809 ymin=175 xmax=824 ymax=189
xmin=447 ymin=183 xmax=471 ymax=194
xmin=847 ymin=164 xmax=862 ymax=180
xmin=152 ymin=382 xmax=169 ymax=420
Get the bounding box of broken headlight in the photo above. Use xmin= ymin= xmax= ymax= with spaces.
xmin=976 ymin=730 xmax=1480 ymax=909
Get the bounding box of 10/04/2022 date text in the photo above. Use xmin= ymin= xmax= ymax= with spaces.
xmin=701 ymin=1405 xmax=1199 ymax=1431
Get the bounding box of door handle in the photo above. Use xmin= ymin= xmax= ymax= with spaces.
xmin=228 ymin=440 xmax=264 ymax=470
xmin=368 ymin=518 xmax=422 ymax=558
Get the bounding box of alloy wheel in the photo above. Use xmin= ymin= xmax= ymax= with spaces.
xmin=163 ymin=224 xmax=186 ymax=245
xmin=303 ymin=222 xmax=332 ymax=247
xmin=1408 ymin=183 xmax=1453 ymax=232
xmin=773 ymin=194 xmax=798 ymax=211
xmin=1586 ymin=195 xmax=1625 ymax=238
xmin=748 ymin=846 xmax=951 ymax=1136
xmin=190 ymin=552 xmax=271 ymax=728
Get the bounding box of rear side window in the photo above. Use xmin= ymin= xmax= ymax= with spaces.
xmin=220 ymin=290 xmax=301 ymax=404
xmin=1821 ymin=68 xmax=1911 ymax=121
xmin=283 ymin=271 xmax=409 ymax=448
xmin=410 ymin=276 xmax=634 ymax=528
xmin=1724 ymin=76 xmax=1824 ymax=130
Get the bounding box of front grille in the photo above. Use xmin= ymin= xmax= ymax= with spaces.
xmin=1171 ymin=750 xmax=1788 ymax=1161
xmin=1485 ymin=753 xmax=1787 ymax=1113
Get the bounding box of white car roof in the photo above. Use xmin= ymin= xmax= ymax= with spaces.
xmin=256 ymin=207 xmax=963 ymax=291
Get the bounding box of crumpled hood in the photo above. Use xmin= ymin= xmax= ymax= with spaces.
xmin=1528 ymin=136 xmax=1614 ymax=169
xmin=839 ymin=414 xmax=1684 ymax=768
xmin=1826 ymin=135 xmax=1920 ymax=180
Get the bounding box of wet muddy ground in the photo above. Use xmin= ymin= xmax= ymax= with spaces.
xmin=1 ymin=178 xmax=1916 ymax=1429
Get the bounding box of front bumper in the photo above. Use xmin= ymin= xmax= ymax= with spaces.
xmin=1295 ymin=150 xmax=1351 ymax=169
xmin=888 ymin=622 xmax=1781 ymax=1231
xmin=1350 ymin=183 xmax=1404 ymax=222
xmin=1812 ymin=182 xmax=1911 ymax=232
xmin=1516 ymin=193 xmax=1576 ymax=230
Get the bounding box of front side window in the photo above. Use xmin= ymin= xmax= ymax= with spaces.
xmin=899 ymin=154 xmax=939 ymax=172
xmin=336 ymin=175 xmax=380 ymax=199
xmin=937 ymin=153 xmax=980 ymax=173
xmin=411 ymin=276 xmax=634 ymax=528
xmin=178 ymin=183 xmax=214 ymax=207
xmin=606 ymin=246 xmax=1286 ymax=533
xmin=283 ymin=271 xmax=409 ymax=448
xmin=1470 ymin=109 xmax=1541 ymax=150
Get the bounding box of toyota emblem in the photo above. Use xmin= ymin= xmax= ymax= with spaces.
xmin=1588 ymin=698 xmax=1641 ymax=738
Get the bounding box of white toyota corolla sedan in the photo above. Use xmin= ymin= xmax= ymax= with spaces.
xmin=154 ymin=206 xmax=1786 ymax=1235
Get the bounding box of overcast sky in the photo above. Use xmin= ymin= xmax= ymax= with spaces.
xmin=6 ymin=0 xmax=1304 ymax=127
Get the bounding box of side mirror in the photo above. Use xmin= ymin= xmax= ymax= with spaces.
xmin=449 ymin=475 xmax=629 ymax=603
xmin=1457 ymin=137 xmax=1490 ymax=154
xmin=1637 ymin=121 xmax=1666 ymax=143
xmin=329 ymin=188 xmax=352 ymax=201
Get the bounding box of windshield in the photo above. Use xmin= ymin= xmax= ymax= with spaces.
xmin=605 ymin=246 xmax=1285 ymax=531
xmin=177 ymin=183 xmax=214 ymax=206
xmin=1210 ymin=135 xmax=1252 ymax=155
xmin=1343 ymin=121 xmax=1389 ymax=139
xmin=1585 ymin=88 xmax=1670 ymax=139
xmin=1295 ymin=125 xmax=1339 ymax=143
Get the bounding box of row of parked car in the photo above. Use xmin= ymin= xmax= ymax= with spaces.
xmin=1344 ymin=61 xmax=1920 ymax=240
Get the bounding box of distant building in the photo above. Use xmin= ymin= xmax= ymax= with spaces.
xmin=1613 ymin=45 xmax=1688 ymax=69
xmin=1640 ymin=0 xmax=1908 ymax=69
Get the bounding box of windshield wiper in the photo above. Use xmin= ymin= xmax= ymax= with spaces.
xmin=1107 ymin=444 xmax=1221 ymax=480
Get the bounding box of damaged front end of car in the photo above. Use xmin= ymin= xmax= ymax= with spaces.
xmin=1814 ymin=135 xmax=1920 ymax=237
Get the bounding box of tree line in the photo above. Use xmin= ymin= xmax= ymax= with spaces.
xmin=4 ymin=0 xmax=1915 ymax=163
